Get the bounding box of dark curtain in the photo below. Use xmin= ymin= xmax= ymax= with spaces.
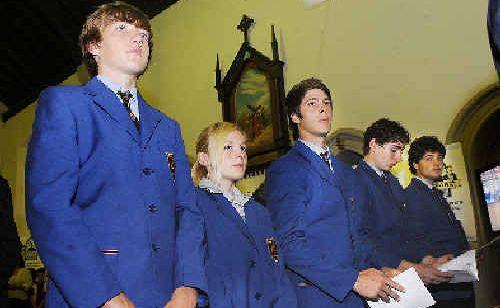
xmin=488 ymin=0 xmax=500 ymax=78
xmin=0 ymin=175 xmax=22 ymax=307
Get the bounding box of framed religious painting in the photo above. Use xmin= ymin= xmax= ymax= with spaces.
xmin=215 ymin=17 xmax=290 ymax=175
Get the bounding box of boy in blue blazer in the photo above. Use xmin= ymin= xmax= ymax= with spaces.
xmin=25 ymin=3 xmax=204 ymax=307
xmin=353 ymin=119 xmax=452 ymax=285
xmin=405 ymin=136 xmax=474 ymax=308
xmin=265 ymin=79 xmax=403 ymax=307
xmin=192 ymin=122 xmax=297 ymax=307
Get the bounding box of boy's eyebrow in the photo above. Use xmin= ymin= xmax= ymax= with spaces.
xmin=305 ymin=97 xmax=330 ymax=102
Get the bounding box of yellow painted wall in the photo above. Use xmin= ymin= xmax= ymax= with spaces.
xmin=0 ymin=104 xmax=35 ymax=240
xmin=0 ymin=70 xmax=88 ymax=241
xmin=139 ymin=0 xmax=497 ymax=155
xmin=0 ymin=0 xmax=497 ymax=239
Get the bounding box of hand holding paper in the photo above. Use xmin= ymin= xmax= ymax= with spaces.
xmin=438 ymin=250 xmax=479 ymax=283
xmin=354 ymin=268 xmax=405 ymax=303
xmin=367 ymin=267 xmax=435 ymax=308
xmin=399 ymin=260 xmax=452 ymax=284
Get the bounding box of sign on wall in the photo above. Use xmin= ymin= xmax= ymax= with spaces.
xmin=435 ymin=142 xmax=477 ymax=242
xmin=21 ymin=237 xmax=44 ymax=269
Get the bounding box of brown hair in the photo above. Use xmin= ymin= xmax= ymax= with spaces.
xmin=363 ymin=118 xmax=410 ymax=155
xmin=79 ymin=1 xmax=153 ymax=76
xmin=285 ymin=78 xmax=332 ymax=140
xmin=192 ymin=122 xmax=246 ymax=186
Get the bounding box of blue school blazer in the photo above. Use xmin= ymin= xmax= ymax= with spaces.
xmin=352 ymin=161 xmax=411 ymax=268
xmin=404 ymin=178 xmax=472 ymax=302
xmin=195 ymin=188 xmax=297 ymax=308
xmin=26 ymin=77 xmax=206 ymax=307
xmin=265 ymin=141 xmax=364 ymax=308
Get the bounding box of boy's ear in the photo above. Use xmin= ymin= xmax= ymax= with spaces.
xmin=88 ymin=41 xmax=101 ymax=57
xmin=291 ymin=112 xmax=301 ymax=125
xmin=368 ymin=138 xmax=378 ymax=151
xmin=413 ymin=162 xmax=420 ymax=173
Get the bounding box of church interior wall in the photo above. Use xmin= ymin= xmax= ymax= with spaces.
xmin=0 ymin=0 xmax=497 ymax=240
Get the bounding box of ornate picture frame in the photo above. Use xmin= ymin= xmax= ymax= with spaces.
xmin=215 ymin=16 xmax=290 ymax=175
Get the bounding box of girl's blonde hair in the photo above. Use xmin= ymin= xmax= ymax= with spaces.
xmin=192 ymin=122 xmax=246 ymax=186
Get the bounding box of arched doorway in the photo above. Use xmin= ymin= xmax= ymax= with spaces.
xmin=446 ymin=83 xmax=500 ymax=307
xmin=326 ymin=128 xmax=364 ymax=166
xmin=447 ymin=83 xmax=500 ymax=243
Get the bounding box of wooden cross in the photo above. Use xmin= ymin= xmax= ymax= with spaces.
xmin=237 ymin=15 xmax=254 ymax=43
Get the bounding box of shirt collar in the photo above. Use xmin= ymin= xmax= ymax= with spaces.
xmin=298 ymin=139 xmax=330 ymax=157
xmin=364 ymin=159 xmax=384 ymax=177
xmin=415 ymin=176 xmax=435 ymax=189
xmin=198 ymin=178 xmax=250 ymax=208
xmin=97 ymin=75 xmax=139 ymax=119
xmin=97 ymin=75 xmax=138 ymax=101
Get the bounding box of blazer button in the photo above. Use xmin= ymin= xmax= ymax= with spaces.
xmin=293 ymin=230 xmax=305 ymax=238
xmin=254 ymin=292 xmax=262 ymax=300
xmin=248 ymin=260 xmax=256 ymax=268
xmin=148 ymin=204 xmax=158 ymax=213
xmin=152 ymin=244 xmax=160 ymax=252
xmin=143 ymin=168 xmax=153 ymax=175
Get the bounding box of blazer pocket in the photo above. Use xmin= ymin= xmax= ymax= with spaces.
xmin=100 ymin=247 xmax=120 ymax=278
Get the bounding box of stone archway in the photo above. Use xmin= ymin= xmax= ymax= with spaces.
xmin=326 ymin=128 xmax=364 ymax=166
xmin=446 ymin=83 xmax=500 ymax=243
xmin=447 ymin=83 xmax=500 ymax=307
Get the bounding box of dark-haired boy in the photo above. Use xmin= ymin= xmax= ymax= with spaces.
xmin=265 ymin=79 xmax=403 ymax=307
xmin=353 ymin=119 xmax=453 ymax=284
xmin=26 ymin=3 xmax=204 ymax=307
xmin=405 ymin=136 xmax=474 ymax=308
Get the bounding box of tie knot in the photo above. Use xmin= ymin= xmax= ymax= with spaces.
xmin=320 ymin=151 xmax=332 ymax=170
xmin=117 ymin=90 xmax=139 ymax=129
xmin=381 ymin=172 xmax=388 ymax=184
xmin=117 ymin=90 xmax=133 ymax=105
xmin=320 ymin=151 xmax=330 ymax=163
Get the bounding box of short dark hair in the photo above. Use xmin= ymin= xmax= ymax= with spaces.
xmin=79 ymin=2 xmax=153 ymax=77
xmin=285 ymin=78 xmax=332 ymax=140
xmin=408 ymin=136 xmax=446 ymax=175
xmin=363 ymin=118 xmax=409 ymax=155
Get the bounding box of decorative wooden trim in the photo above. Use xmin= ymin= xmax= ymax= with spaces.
xmin=215 ymin=16 xmax=290 ymax=176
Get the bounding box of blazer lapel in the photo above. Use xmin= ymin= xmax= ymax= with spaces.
xmin=412 ymin=178 xmax=449 ymax=210
xmin=84 ymin=77 xmax=140 ymax=143
xmin=359 ymin=160 xmax=389 ymax=191
xmin=411 ymin=177 xmax=430 ymax=193
xmin=137 ymin=94 xmax=162 ymax=148
xmin=293 ymin=142 xmax=335 ymax=185
xmin=359 ymin=161 xmax=403 ymax=210
xmin=208 ymin=192 xmax=256 ymax=246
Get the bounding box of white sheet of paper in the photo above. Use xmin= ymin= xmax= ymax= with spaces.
xmin=367 ymin=267 xmax=435 ymax=308
xmin=438 ymin=249 xmax=479 ymax=283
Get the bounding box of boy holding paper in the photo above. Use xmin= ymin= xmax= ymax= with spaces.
xmin=405 ymin=136 xmax=474 ymax=308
